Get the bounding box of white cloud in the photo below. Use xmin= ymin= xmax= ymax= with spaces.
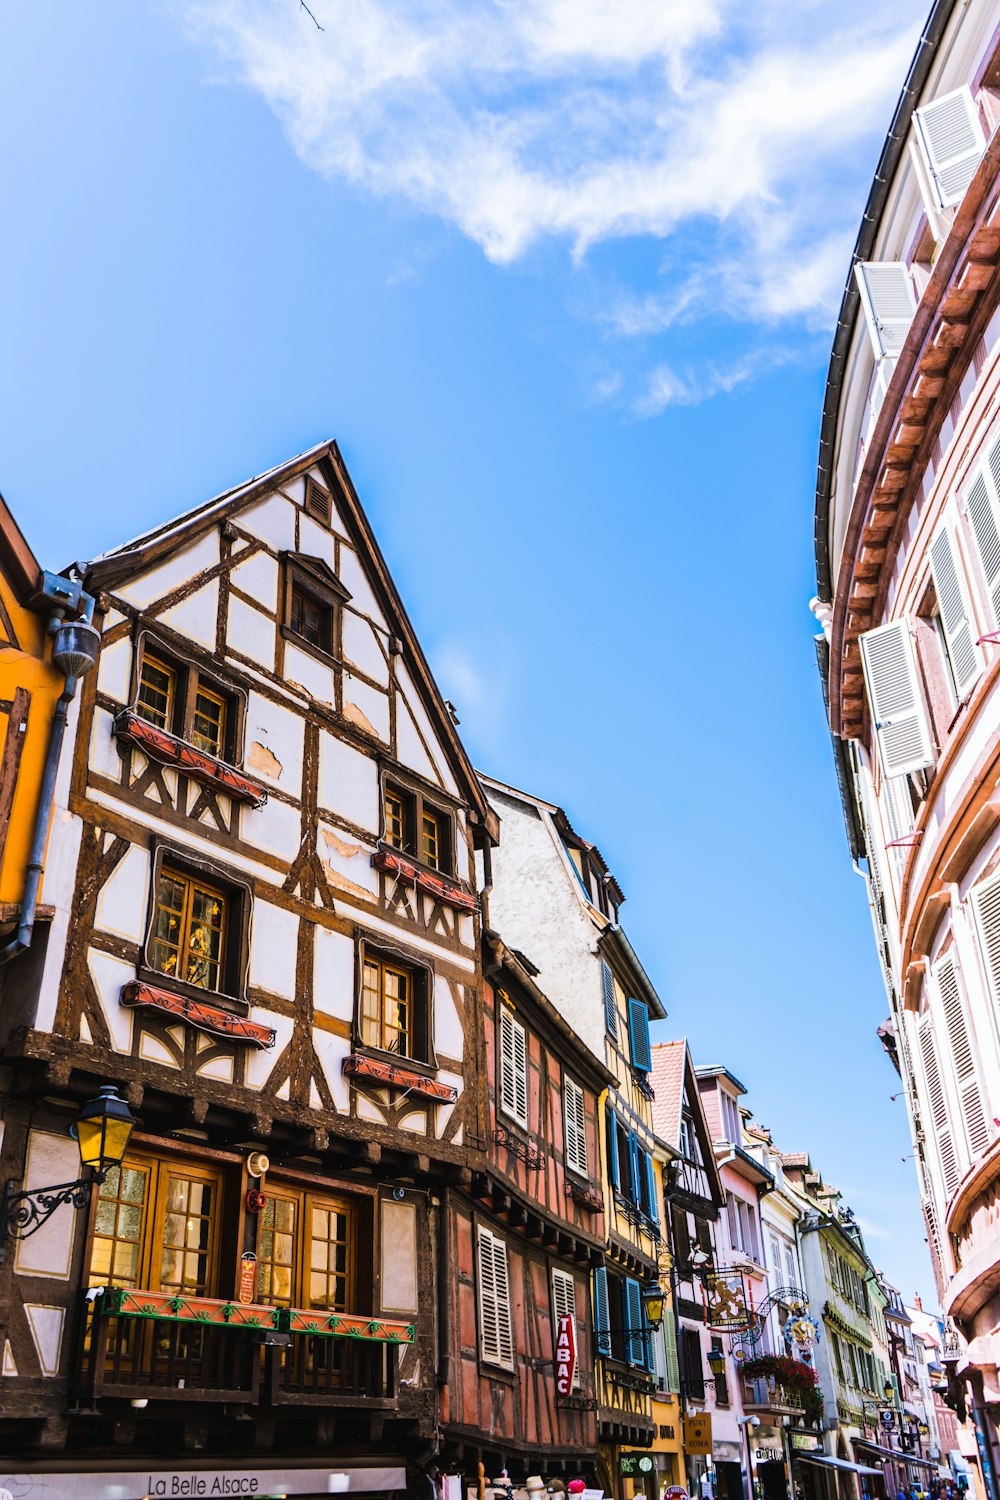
xmin=183 ymin=0 xmax=921 ymax=401
xmin=633 ymin=348 xmax=791 ymax=414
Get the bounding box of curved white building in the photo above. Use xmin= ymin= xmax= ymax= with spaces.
xmin=814 ymin=4 xmax=1000 ymax=1495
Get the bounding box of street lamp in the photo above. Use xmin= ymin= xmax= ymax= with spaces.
xmin=0 ymin=1086 xmax=135 ymax=1257
xmin=707 ymin=1348 xmax=727 ymax=1381
xmin=884 ymin=1381 xmax=896 ymax=1404
xmin=642 ymin=1279 xmax=666 ymax=1328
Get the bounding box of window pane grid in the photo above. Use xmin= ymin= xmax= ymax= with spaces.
xmin=191 ymin=687 xmax=226 ymax=757
xmin=160 ymin=1175 xmax=215 ymax=1296
xmin=361 ymin=956 xmax=412 ymax=1056
xmin=137 ymin=656 xmax=175 ymax=730
xmin=385 ymin=789 xmax=407 ymax=850
xmin=90 ymin=1164 xmax=150 ymax=1290
xmin=421 ymin=811 xmax=441 ymax=869
xmin=152 ymin=869 xmax=227 ymax=993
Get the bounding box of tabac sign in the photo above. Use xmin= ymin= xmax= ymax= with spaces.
xmin=556 ymin=1312 xmax=577 ymax=1395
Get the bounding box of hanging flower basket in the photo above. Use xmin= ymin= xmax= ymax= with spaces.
xmin=742 ymin=1353 xmax=824 ymax=1425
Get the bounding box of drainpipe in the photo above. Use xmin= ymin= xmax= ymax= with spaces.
xmin=0 ymin=597 xmax=99 ymax=965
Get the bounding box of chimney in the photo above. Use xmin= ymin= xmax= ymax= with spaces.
xmin=914 ymin=1294 xmax=923 ymax=1311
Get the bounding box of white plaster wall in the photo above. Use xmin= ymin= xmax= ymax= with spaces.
xmin=231 ymin=549 xmax=279 ymax=613
xmin=312 ymin=1026 xmax=350 ymax=1110
xmin=318 ymin=823 xmax=378 ymax=899
xmin=13 ymin=1131 xmax=81 ymax=1279
xmin=298 ymin=512 xmax=335 ymax=570
xmin=434 ymin=974 xmax=466 ymax=1061
xmin=97 ymin=636 xmax=131 ymax=703
xmin=228 ymin=595 xmax=276 ymax=668
xmin=89 ymin=949 xmax=137 ymax=1052
xmin=248 ymin=899 xmax=300 ymax=1000
xmin=343 ymin=612 xmax=388 ymax=685
xmin=159 ymin=578 xmax=219 ymax=651
xmin=116 ymin=532 xmax=220 ymax=611
xmin=284 ymin=641 xmax=336 ymax=706
xmin=343 ymin=675 xmax=389 ymax=743
xmin=395 ymin=695 xmax=438 ymax=786
xmin=313 ymin=926 xmax=355 ymax=1021
xmin=396 ymin=663 xmax=459 ymax=796
xmin=245 ymin=692 xmax=304 ymax=794
xmin=486 ymin=788 xmax=605 ymax=1058
xmin=246 ymin=1011 xmax=294 ymax=1089
xmin=317 ymin=732 xmax=378 ymax=831
xmin=89 ymin=707 xmax=122 ymax=781
xmin=241 ymin=795 xmax=302 ymax=863
xmin=96 ymin=843 xmax=150 ymax=941
xmin=239 ymin=495 xmax=296 ymax=553
xmin=337 ymin=544 xmax=385 ymax=625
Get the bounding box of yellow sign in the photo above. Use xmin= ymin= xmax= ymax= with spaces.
xmin=683 ymin=1413 xmax=713 ymax=1456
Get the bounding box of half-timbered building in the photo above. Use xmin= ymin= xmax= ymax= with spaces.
xmin=477 ymin=777 xmax=667 ymax=1498
xmin=439 ymin=930 xmax=612 ymax=1489
xmin=0 ymin=443 xmax=497 ymax=1498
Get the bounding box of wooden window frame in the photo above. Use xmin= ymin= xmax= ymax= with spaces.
xmin=256 ymin=1182 xmax=362 ymax=1313
xmin=141 ymin=842 xmax=253 ymax=1012
xmin=131 ymin=628 xmax=245 ymax=765
xmin=87 ymin=1151 xmax=225 ymax=1299
xmin=280 ymin=553 xmax=350 ymax=666
xmin=380 ymin=773 xmax=455 ymax=878
xmin=352 ymin=931 xmax=437 ymax=1070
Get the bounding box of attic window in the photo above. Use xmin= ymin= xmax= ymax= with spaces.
xmin=305 ymin=477 xmax=332 ymax=525
xmin=281 ymin=552 xmax=351 ymax=664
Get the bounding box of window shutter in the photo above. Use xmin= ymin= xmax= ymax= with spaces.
xmin=564 ymin=1078 xmax=588 ymax=1175
xmin=935 ymin=954 xmax=991 ymax=1158
xmin=606 ymin=1105 xmax=620 ymax=1189
xmin=477 ymin=1226 xmax=514 ymax=1370
xmin=918 ymin=1016 xmax=960 ymax=1199
xmin=628 ymin=998 xmax=652 ymax=1072
xmin=601 ymin=961 xmax=618 ymax=1038
xmin=593 ymin=1265 xmax=612 ymax=1356
xmin=973 ymin=869 xmax=1000 ymax=1019
xmin=929 ymin=525 xmax=981 ymax=699
xmin=551 ymin=1268 xmax=580 ymax=1389
xmin=644 ymin=1151 xmax=659 ymax=1225
xmin=914 ymin=87 xmax=985 ymax=210
xmin=662 ymin=1307 xmax=680 ymax=1393
xmin=855 ymin=262 xmax=916 ymax=360
xmin=628 ymin=1130 xmax=641 ymax=1205
xmin=499 ymin=1008 xmax=528 ymax=1126
xmin=625 ymin=1276 xmax=645 ymax=1367
xmin=965 ymin=450 xmax=1000 ymax=621
xmin=859 ymin=618 xmax=935 ymax=776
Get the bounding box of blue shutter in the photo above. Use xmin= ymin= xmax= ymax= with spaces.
xmin=644 ymin=1151 xmax=659 ymax=1225
xmin=593 ymin=1266 xmax=612 ymax=1356
xmin=607 ymin=1106 xmax=620 ymax=1188
xmin=625 ymin=1277 xmax=644 ymax=1367
xmin=628 ymin=1131 xmax=640 ymax=1205
xmin=628 ymin=999 xmax=651 ymax=1072
xmin=602 ymin=961 xmax=618 ymax=1038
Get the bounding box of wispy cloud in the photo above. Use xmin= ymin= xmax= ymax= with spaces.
xmin=182 ymin=0 xmax=921 ymax=406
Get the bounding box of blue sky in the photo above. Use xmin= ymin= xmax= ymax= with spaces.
xmin=1 ymin=1 xmax=934 ymax=1300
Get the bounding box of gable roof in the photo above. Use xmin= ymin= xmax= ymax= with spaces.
xmin=651 ymin=1039 xmax=723 ymax=1204
xmin=78 ymin=441 xmax=497 ymax=839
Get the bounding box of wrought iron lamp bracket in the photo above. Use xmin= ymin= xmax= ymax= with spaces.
xmin=0 ymin=1173 xmax=97 ymax=1259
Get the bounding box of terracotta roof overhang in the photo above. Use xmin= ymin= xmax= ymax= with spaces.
xmin=0 ymin=492 xmax=43 ymax=603
xmin=814 ymin=0 xmax=960 ymax=606
xmin=829 ymin=133 xmax=1000 ymax=739
xmin=597 ymin=925 xmax=666 ymax=1019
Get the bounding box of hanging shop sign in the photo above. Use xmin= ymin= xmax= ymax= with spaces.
xmin=704 ymin=1269 xmax=753 ymax=1331
xmin=556 ymin=1311 xmax=577 ymax=1395
xmin=620 ymin=1454 xmax=655 ymax=1477
xmin=684 ymin=1414 xmax=714 ymax=1456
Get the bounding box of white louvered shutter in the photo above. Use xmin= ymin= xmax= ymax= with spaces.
xmin=478 ymin=1226 xmax=514 ymax=1369
xmin=914 ymin=87 xmax=986 ymax=210
xmin=551 ymin=1268 xmax=580 ymax=1389
xmin=860 ymin=618 xmax=935 ymax=776
xmin=499 ymin=1008 xmax=528 ymax=1126
xmin=855 ymin=262 xmax=916 ymax=360
xmin=934 ymin=954 xmax=991 ymax=1160
xmin=965 ymin=441 xmax=1000 ymax=621
xmin=918 ymin=1016 xmax=960 ymax=1199
xmin=930 ymin=525 xmax=981 ymax=699
xmin=564 ymin=1078 xmax=588 ymax=1175
xmin=973 ymin=868 xmax=1000 ymax=1025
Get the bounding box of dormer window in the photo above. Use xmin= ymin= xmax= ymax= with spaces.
xmin=289 ymin=578 xmax=334 ymax=653
xmin=281 ymin=553 xmax=351 ymax=664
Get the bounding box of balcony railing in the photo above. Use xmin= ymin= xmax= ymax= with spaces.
xmin=77 ymin=1287 xmax=412 ymax=1409
xmin=742 ymin=1375 xmax=805 ymax=1416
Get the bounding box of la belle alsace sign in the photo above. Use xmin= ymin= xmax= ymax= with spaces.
xmin=556 ymin=1312 xmax=577 ymax=1395
xmin=0 ymin=1468 xmax=406 ymax=1498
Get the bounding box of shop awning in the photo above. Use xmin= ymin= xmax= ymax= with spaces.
xmin=853 ymin=1441 xmax=939 ymax=1471
xmin=796 ymin=1455 xmax=883 ymax=1477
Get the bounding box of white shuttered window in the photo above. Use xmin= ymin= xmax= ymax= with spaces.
xmin=855 ymin=262 xmax=917 ymax=360
xmin=918 ymin=1015 xmax=961 ymax=1199
xmin=914 ymin=87 xmax=986 ymax=210
xmin=934 ymin=954 xmax=991 ymax=1161
xmin=964 ymin=436 xmax=1000 ymax=622
xmin=972 ymin=867 xmax=1000 ymax=1040
xmin=477 ymin=1226 xmax=514 ymax=1369
xmin=551 ymin=1267 xmax=580 ymax=1389
xmin=499 ymin=1007 xmax=528 ymax=1126
xmin=929 ymin=525 xmax=981 ymax=700
xmin=859 ymin=618 xmax=935 ymax=776
xmin=564 ymin=1077 xmax=588 ymax=1175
